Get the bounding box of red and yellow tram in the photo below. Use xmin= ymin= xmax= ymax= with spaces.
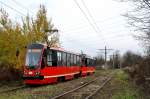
xmin=23 ymin=43 xmax=95 ymax=85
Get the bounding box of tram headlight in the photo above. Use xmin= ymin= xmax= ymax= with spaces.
xmin=24 ymin=71 xmax=27 ymax=75
xmin=35 ymin=71 xmax=40 ymax=76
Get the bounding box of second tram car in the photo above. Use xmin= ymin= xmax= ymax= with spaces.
xmin=23 ymin=43 xmax=95 ymax=84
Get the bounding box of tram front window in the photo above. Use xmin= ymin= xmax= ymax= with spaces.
xmin=25 ymin=49 xmax=42 ymax=68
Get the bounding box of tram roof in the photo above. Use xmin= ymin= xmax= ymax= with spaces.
xmin=29 ymin=43 xmax=93 ymax=57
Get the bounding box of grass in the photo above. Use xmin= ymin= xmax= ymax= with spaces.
xmin=112 ymin=69 xmax=144 ymax=99
xmin=0 ymin=69 xmax=146 ymax=99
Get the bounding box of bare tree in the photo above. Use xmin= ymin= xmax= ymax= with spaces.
xmin=122 ymin=51 xmax=143 ymax=67
xmin=120 ymin=0 xmax=150 ymax=54
xmin=119 ymin=0 xmax=150 ymax=89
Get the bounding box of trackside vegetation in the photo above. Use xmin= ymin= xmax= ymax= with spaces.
xmin=112 ymin=70 xmax=147 ymax=99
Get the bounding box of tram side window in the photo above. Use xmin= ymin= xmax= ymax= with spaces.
xmin=47 ymin=50 xmax=52 ymax=66
xmin=89 ymin=59 xmax=94 ymax=66
xmin=90 ymin=60 xmax=92 ymax=66
xmin=70 ymin=54 xmax=74 ymax=66
xmin=62 ymin=52 xmax=67 ymax=66
xmin=92 ymin=59 xmax=96 ymax=66
xmin=77 ymin=55 xmax=80 ymax=66
xmin=87 ymin=59 xmax=90 ymax=66
xmin=67 ymin=53 xmax=71 ymax=66
xmin=79 ymin=56 xmax=81 ymax=66
xmin=81 ymin=57 xmax=85 ymax=66
xmin=73 ymin=55 xmax=77 ymax=66
xmin=57 ymin=51 xmax=62 ymax=66
xmin=52 ymin=51 xmax=57 ymax=66
xmin=90 ymin=59 xmax=93 ymax=66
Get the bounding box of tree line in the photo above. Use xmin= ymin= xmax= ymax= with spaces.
xmin=121 ymin=0 xmax=150 ymax=92
xmin=0 ymin=5 xmax=59 ymax=80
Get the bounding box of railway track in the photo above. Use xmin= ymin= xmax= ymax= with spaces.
xmin=0 ymin=85 xmax=27 ymax=94
xmin=0 ymin=84 xmax=51 ymax=94
xmin=85 ymin=76 xmax=112 ymax=99
xmin=0 ymin=72 xmax=113 ymax=99
xmin=51 ymin=75 xmax=113 ymax=99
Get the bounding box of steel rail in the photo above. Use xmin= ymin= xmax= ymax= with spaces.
xmin=85 ymin=76 xmax=112 ymax=99
xmin=50 ymin=78 xmax=99 ymax=99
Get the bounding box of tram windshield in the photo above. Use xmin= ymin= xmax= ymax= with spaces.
xmin=25 ymin=49 xmax=42 ymax=68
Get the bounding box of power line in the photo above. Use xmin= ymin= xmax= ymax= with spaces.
xmin=80 ymin=0 xmax=107 ymax=44
xmin=62 ymin=23 xmax=128 ymax=35
xmin=61 ymin=35 xmax=97 ymax=54
xmin=62 ymin=1 xmax=127 ymax=46
xmin=73 ymin=0 xmax=99 ymax=35
xmin=61 ymin=31 xmax=132 ymax=46
xmin=62 ymin=14 xmax=124 ymax=28
xmin=63 ymin=0 xmax=128 ymax=43
xmin=74 ymin=0 xmax=127 ymax=45
xmin=81 ymin=0 xmax=102 ymax=35
xmin=70 ymin=36 xmax=131 ymax=45
xmin=143 ymin=0 xmax=150 ymax=8
xmin=61 ymin=33 xmax=134 ymax=56
xmin=62 ymin=28 xmax=132 ymax=40
xmin=11 ymin=0 xmax=33 ymax=14
xmin=0 ymin=1 xmax=26 ymax=16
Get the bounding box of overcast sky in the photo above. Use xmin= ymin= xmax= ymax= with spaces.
xmin=0 ymin=0 xmax=143 ymax=57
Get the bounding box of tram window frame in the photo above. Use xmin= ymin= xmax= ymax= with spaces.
xmin=67 ymin=53 xmax=71 ymax=66
xmin=47 ymin=49 xmax=52 ymax=66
